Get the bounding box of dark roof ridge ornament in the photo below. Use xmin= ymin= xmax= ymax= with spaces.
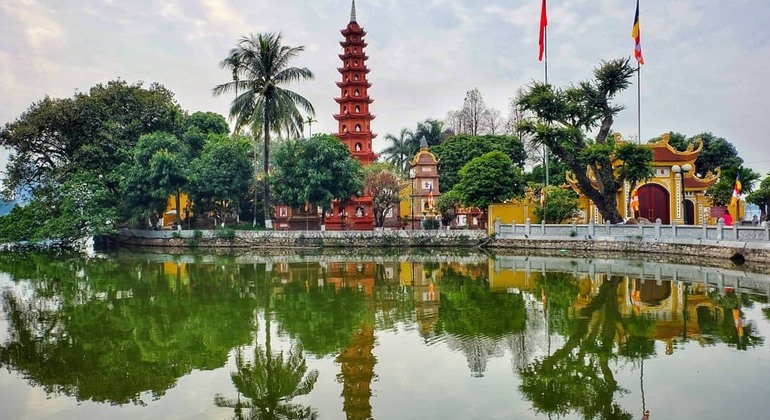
xmin=420 ymin=136 xmax=428 ymax=149
xmin=350 ymin=0 xmax=357 ymax=23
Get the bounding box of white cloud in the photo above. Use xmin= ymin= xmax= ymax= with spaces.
xmin=0 ymin=0 xmax=769 ymax=177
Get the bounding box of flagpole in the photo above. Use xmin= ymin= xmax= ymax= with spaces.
xmin=637 ymin=62 xmax=641 ymax=144
xmin=544 ymin=24 xmax=550 ymax=189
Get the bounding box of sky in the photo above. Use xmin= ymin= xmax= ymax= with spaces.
xmin=1 ymin=0 xmax=769 ymax=178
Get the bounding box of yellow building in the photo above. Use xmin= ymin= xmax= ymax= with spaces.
xmin=568 ymin=134 xmax=721 ymax=225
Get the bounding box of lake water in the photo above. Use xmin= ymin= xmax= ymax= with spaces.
xmin=1 ymin=248 xmax=769 ymax=419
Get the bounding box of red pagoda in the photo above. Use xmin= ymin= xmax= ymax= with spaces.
xmin=325 ymin=0 xmax=377 ymax=230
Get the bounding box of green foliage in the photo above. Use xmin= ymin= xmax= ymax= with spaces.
xmin=0 ymin=80 xmax=185 ymax=239
xmin=120 ymin=131 xmax=190 ymax=226
xmin=436 ymin=189 xmax=462 ymax=227
xmin=453 ymin=151 xmax=525 ymax=209
xmin=432 ymin=134 xmax=527 ymax=191
xmin=215 ymin=226 xmax=236 ymax=240
xmin=525 ymin=156 xmax=568 ymax=186
xmin=213 ymin=32 xmax=316 ymax=226
xmin=188 ymin=135 xmax=254 ymax=225
xmin=270 ymin=134 xmax=364 ymax=221
xmin=657 ymin=131 xmax=743 ymax=178
xmin=422 ymin=218 xmax=440 ymax=230
xmin=746 ymin=173 xmax=770 ymax=221
xmin=182 ymin=111 xmax=229 ymax=158
xmin=535 ymin=186 xmax=580 ymax=223
xmin=706 ymin=166 xmax=760 ymax=207
xmin=0 ymin=253 xmax=256 ymax=405
xmin=381 ymin=128 xmax=418 ymax=175
xmin=517 ymin=58 xmax=644 ymax=224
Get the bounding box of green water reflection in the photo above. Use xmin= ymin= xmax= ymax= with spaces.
xmin=1 ymin=250 xmax=769 ymax=419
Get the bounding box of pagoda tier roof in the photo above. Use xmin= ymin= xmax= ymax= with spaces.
xmin=338 ymin=67 xmax=371 ymax=74
xmin=684 ymin=169 xmax=720 ymax=189
xmin=336 ymin=131 xmax=378 ymax=140
xmin=335 ymin=80 xmax=372 ymax=88
xmin=334 ymin=97 xmax=374 ymax=104
xmin=338 ymin=53 xmax=369 ymax=61
xmin=649 ymin=133 xmax=703 ymax=163
xmin=339 ymin=41 xmax=368 ymax=48
xmin=341 ymin=26 xmax=366 ymax=37
xmin=334 ymin=113 xmax=376 ymax=121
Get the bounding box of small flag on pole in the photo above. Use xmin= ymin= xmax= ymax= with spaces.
xmin=630 ymin=188 xmax=640 ymax=212
xmin=540 ymin=188 xmax=546 ymax=207
xmin=631 ymin=0 xmax=644 ymax=65
xmin=730 ymin=172 xmax=742 ymax=207
xmin=428 ymin=184 xmax=435 ymax=208
xmin=538 ymin=0 xmax=548 ymax=61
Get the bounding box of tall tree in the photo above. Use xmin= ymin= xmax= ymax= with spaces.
xmin=0 ymin=80 xmax=184 ymax=199
xmin=414 ymin=119 xmax=445 ymax=147
xmin=432 ymin=134 xmax=527 ymax=191
xmin=747 ymin=173 xmax=770 ymax=222
xmin=121 ymin=131 xmax=190 ymax=227
xmin=363 ymin=164 xmax=402 ymax=228
xmin=188 ymin=135 xmax=254 ymax=226
xmin=517 ymin=58 xmax=652 ymax=223
xmin=461 ymin=87 xmax=487 ymax=136
xmin=453 ymin=150 xmax=525 ymax=210
xmin=381 ymin=128 xmax=416 ymax=175
xmin=213 ymin=32 xmax=315 ymax=228
xmin=270 ymin=135 xmax=364 ymax=227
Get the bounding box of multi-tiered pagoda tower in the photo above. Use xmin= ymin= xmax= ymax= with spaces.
xmin=326 ymin=0 xmax=377 ymax=230
xmin=334 ymin=0 xmax=377 ymax=164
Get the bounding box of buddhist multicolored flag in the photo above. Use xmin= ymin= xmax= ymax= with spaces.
xmin=630 ymin=187 xmax=640 ymax=212
xmin=730 ymin=172 xmax=742 ymax=207
xmin=540 ymin=188 xmax=546 ymax=206
xmin=538 ymin=0 xmax=548 ymax=61
xmin=631 ymin=0 xmax=644 ymax=65
xmin=428 ymin=184 xmax=435 ymax=208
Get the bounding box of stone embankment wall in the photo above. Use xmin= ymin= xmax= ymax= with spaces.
xmin=114 ymin=224 xmax=770 ymax=264
xmin=491 ymin=218 xmax=770 ymax=263
xmin=114 ymin=228 xmax=489 ymax=249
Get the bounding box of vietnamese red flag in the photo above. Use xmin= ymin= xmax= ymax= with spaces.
xmin=538 ymin=0 xmax=547 ymax=61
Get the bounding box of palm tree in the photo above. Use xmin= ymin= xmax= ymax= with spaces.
xmin=414 ymin=119 xmax=445 ymax=147
xmin=381 ymin=128 xmax=416 ymax=175
xmin=214 ymin=32 xmax=315 ymax=228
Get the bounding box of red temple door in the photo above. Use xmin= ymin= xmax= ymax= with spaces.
xmin=638 ymin=184 xmax=670 ymax=224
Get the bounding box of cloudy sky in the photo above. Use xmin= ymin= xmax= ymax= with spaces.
xmin=2 ymin=0 xmax=769 ymax=177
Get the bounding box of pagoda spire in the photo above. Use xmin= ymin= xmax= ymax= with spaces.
xmin=350 ymin=0 xmax=357 ymax=23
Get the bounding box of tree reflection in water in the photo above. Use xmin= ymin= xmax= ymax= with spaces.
xmin=215 ymin=265 xmax=319 ymax=420
xmin=519 ymin=275 xmax=633 ymax=419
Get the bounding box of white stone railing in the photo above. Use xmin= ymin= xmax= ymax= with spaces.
xmin=492 ymin=218 xmax=770 ymax=243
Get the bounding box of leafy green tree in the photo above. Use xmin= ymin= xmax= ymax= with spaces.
xmin=453 ymin=151 xmax=525 ymax=210
xmin=0 ymin=80 xmax=185 ymax=239
xmin=183 ymin=111 xmax=230 ymax=157
xmin=270 ymin=135 xmax=364 ymax=226
xmin=705 ymin=166 xmax=760 ymax=207
xmin=381 ymin=128 xmax=417 ymax=175
xmin=436 ymin=189 xmax=462 ymax=228
xmin=188 ymin=135 xmax=254 ymax=225
xmin=213 ymin=33 xmax=315 ymax=228
xmin=414 ymin=119 xmax=445 ymax=147
xmin=746 ymin=174 xmax=770 ymax=222
xmin=536 ymin=186 xmax=580 ymax=223
xmin=525 ymin=156 xmax=568 ymax=187
xmin=121 ymin=131 xmax=190 ymax=227
xmin=364 ymin=163 xmax=402 ymax=228
xmin=432 ymin=134 xmax=527 ymax=191
xmin=517 ymin=58 xmax=652 ymax=224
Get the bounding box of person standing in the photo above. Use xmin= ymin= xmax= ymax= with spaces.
xmin=723 ymin=210 xmax=733 ymax=226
